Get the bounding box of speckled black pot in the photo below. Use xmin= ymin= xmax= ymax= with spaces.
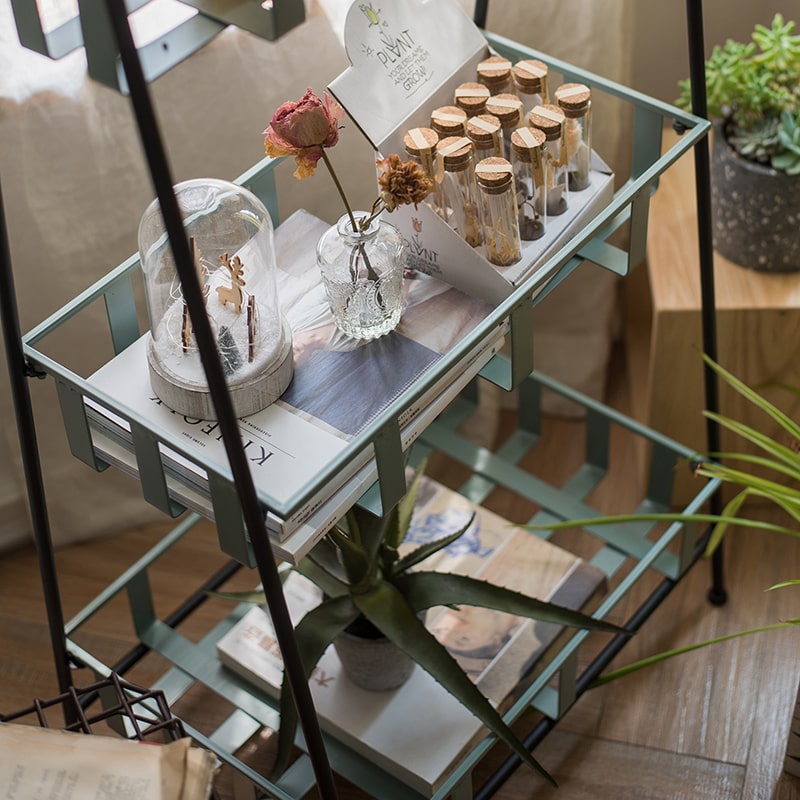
xmin=710 ymin=121 xmax=800 ymax=272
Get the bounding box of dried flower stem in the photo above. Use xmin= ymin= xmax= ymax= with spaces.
xmin=319 ymin=148 xmax=381 ymax=285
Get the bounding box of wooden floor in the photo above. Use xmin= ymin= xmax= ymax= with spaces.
xmin=3 ymin=346 xmax=800 ymax=799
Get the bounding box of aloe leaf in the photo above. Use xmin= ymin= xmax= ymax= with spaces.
xmin=701 ymin=353 xmax=800 ymax=441
xmin=391 ymin=514 xmax=476 ymax=575
xmin=390 ymin=458 xmax=428 ymax=550
xmin=591 ymin=622 xmax=799 ymax=687
xmin=297 ymin=556 xmax=349 ymax=599
xmin=394 ymin=571 xmax=625 ymax=634
xmin=354 ymin=580 xmax=558 ymax=786
xmin=305 ymin=536 xmax=348 ymax=584
xmin=272 ymin=594 xmax=360 ymax=778
xmin=205 ymin=588 xmax=268 ymax=604
xmin=328 ymin=522 xmax=371 ymax=585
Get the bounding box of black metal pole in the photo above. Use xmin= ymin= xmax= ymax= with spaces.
xmin=473 ymin=0 xmax=489 ymax=28
xmin=102 ymin=2 xmax=339 ymax=796
xmin=0 ymin=181 xmax=75 ymax=700
xmin=686 ymin=0 xmax=726 ymax=605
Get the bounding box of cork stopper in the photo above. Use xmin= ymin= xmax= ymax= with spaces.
xmin=528 ymin=104 xmax=565 ymax=140
xmin=454 ymin=82 xmax=491 ymax=115
xmin=477 ymin=54 xmax=512 ymax=90
xmin=466 ymin=113 xmax=501 ymax=146
xmin=511 ymin=126 xmax=546 ymax=161
xmin=430 ymin=105 xmax=468 ymax=137
xmin=403 ymin=126 xmax=439 ymax=157
xmin=475 ymin=157 xmax=513 ymax=193
xmin=437 ymin=136 xmax=473 ymax=170
xmin=485 ymin=93 xmax=523 ymax=127
xmin=512 ymin=59 xmax=548 ymax=92
xmin=555 ymin=83 xmax=591 ymax=117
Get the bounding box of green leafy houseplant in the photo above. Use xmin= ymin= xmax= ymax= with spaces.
xmin=524 ymin=354 xmax=800 ymax=682
xmin=214 ymin=461 xmax=626 ymax=785
xmin=677 ymin=14 xmax=800 ymax=173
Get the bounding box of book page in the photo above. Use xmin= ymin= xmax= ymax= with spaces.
xmin=0 ymin=725 xmax=215 ymax=800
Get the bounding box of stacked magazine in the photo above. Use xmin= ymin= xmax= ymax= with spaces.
xmin=84 ymin=210 xmax=504 ymax=563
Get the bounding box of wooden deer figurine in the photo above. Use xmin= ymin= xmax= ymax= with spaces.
xmin=216 ymin=253 xmax=246 ymax=313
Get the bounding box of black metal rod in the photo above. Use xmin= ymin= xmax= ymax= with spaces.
xmin=473 ymin=0 xmax=489 ymax=28
xmin=0 ymin=180 xmax=75 ymax=702
xmin=686 ymin=0 xmax=726 ymax=604
xmin=102 ymin=2 xmax=339 ymax=796
xmin=475 ymin=529 xmax=714 ymax=798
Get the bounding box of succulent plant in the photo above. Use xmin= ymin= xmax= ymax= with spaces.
xmin=677 ymin=14 xmax=800 ymax=174
xmin=772 ymin=111 xmax=800 ymax=175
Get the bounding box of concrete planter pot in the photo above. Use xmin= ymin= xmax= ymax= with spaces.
xmin=710 ymin=122 xmax=800 ymax=273
xmin=333 ymin=617 xmax=416 ymax=692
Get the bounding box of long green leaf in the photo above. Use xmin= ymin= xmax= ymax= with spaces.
xmin=699 ymin=448 xmax=800 ymax=483
xmin=391 ymin=514 xmax=476 ymax=575
xmin=328 ymin=521 xmax=371 ymax=586
xmin=702 ymin=411 xmax=800 ymax=473
xmin=272 ymin=595 xmax=359 ymax=778
xmin=354 ymin=580 xmax=558 ymax=786
xmin=390 ymin=458 xmax=428 ymax=550
xmin=394 ymin=571 xmax=625 ymax=634
xmin=305 ymin=535 xmax=348 ymax=584
xmin=591 ymin=622 xmax=800 ymax=686
xmin=702 ymin=353 xmax=800 ymax=441
xmin=523 ymin=512 xmax=795 ymax=536
xmin=296 ymin=555 xmax=349 ymax=599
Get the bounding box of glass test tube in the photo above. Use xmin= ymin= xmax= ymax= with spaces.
xmin=555 ymin=82 xmax=592 ymax=191
xmin=403 ymin=126 xmax=445 ymax=219
xmin=484 ymin=93 xmax=523 ymax=162
xmin=528 ymin=104 xmax=568 ymax=216
xmin=475 ymin=156 xmax=521 ymax=266
xmin=512 ymin=59 xmax=550 ymax=120
xmin=510 ymin=126 xmax=547 ymax=241
xmin=466 ymin=113 xmax=503 ymax=162
xmin=437 ymin=135 xmax=482 ymax=247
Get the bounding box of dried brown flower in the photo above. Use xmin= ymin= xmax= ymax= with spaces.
xmin=376 ymin=154 xmax=434 ymax=212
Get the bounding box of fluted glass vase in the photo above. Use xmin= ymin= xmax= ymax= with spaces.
xmin=316 ymin=213 xmax=405 ymax=340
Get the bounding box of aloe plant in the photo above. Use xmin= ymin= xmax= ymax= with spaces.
xmin=676 ymin=14 xmax=800 ymax=174
xmin=213 ymin=460 xmax=626 ymax=784
xmin=522 ymin=353 xmax=800 ymax=682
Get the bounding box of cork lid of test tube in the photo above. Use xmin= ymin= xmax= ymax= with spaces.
xmin=511 ymin=126 xmax=546 ymax=161
xmin=454 ymin=82 xmax=491 ymax=115
xmin=430 ymin=105 xmax=468 ymax=137
xmin=466 ymin=114 xmax=502 ymax=146
xmin=403 ymin=126 xmax=439 ymax=157
xmin=527 ymin=104 xmax=566 ymax=140
xmin=476 ymin=54 xmax=513 ymax=90
xmin=437 ymin=136 xmax=473 ymax=169
xmin=512 ymin=59 xmax=548 ymax=92
xmin=475 ymin=156 xmax=513 ymax=191
xmin=554 ymin=83 xmax=591 ymax=116
xmin=485 ymin=93 xmax=523 ymax=126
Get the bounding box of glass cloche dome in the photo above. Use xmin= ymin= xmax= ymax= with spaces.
xmin=138 ymin=179 xmax=293 ymax=420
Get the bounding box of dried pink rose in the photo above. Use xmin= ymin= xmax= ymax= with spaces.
xmin=263 ymin=88 xmax=344 ymax=179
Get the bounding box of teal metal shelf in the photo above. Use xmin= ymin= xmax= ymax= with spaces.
xmin=16 ymin=29 xmax=718 ymax=800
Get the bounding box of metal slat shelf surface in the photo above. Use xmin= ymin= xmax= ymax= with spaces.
xmin=17 ymin=27 xmax=719 ymax=800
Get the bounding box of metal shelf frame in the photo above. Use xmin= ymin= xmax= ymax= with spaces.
xmin=0 ymin=0 xmax=722 ymax=798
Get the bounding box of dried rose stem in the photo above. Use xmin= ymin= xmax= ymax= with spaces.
xmin=319 ymin=148 xmax=380 ymax=284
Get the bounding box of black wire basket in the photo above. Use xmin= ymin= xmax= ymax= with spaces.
xmin=1 ymin=673 xmax=186 ymax=743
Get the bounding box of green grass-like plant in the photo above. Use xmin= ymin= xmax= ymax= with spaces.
xmin=523 ymin=354 xmax=800 ymax=683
